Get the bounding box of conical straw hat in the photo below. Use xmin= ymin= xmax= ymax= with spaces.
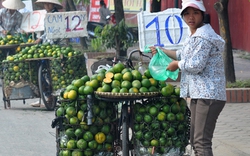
xmin=2 ymin=0 xmax=25 ymax=10
xmin=35 ymin=0 xmax=63 ymax=9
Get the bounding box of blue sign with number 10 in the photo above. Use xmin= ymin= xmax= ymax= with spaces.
xmin=138 ymin=8 xmax=188 ymax=51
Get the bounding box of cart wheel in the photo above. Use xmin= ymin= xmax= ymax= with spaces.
xmin=38 ymin=62 xmax=56 ymax=111
xmin=1 ymin=78 xmax=11 ymax=109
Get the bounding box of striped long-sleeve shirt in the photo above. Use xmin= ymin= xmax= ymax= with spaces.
xmin=0 ymin=8 xmax=23 ymax=37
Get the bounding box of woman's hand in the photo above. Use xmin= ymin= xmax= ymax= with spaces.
xmin=149 ymin=46 xmax=157 ymax=56
xmin=34 ymin=38 xmax=41 ymax=44
xmin=167 ymin=61 xmax=179 ymax=71
xmin=2 ymin=30 xmax=7 ymax=35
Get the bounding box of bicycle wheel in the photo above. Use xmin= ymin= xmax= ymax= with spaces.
xmin=121 ymin=103 xmax=129 ymax=156
xmin=38 ymin=61 xmax=56 ymax=111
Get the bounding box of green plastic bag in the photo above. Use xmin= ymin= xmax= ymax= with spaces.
xmin=144 ymin=46 xmax=179 ymax=81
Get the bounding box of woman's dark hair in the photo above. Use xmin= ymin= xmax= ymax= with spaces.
xmin=52 ymin=7 xmax=59 ymax=13
xmin=181 ymin=7 xmax=205 ymax=21
xmin=100 ymin=0 xmax=106 ymax=8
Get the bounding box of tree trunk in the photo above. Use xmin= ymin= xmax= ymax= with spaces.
xmin=114 ymin=0 xmax=127 ymax=59
xmin=214 ymin=0 xmax=236 ymax=83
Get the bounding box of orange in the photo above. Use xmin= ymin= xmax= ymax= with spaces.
xmin=103 ymin=78 xmax=112 ymax=84
xmin=111 ymin=88 xmax=120 ymax=93
xmin=144 ymin=114 xmax=153 ymax=123
xmin=83 ymin=131 xmax=94 ymax=141
xmin=96 ymin=72 xmax=105 ymax=82
xmin=148 ymin=86 xmax=158 ymax=92
xmin=150 ymin=139 xmax=159 ymax=146
xmin=119 ymin=88 xmax=128 ymax=93
xmin=113 ymin=73 xmax=122 ymax=81
xmin=105 ymin=72 xmax=114 ymax=79
xmin=81 ymin=75 xmax=90 ymax=83
xmin=171 ymin=103 xmax=180 ymax=114
xmin=78 ymin=86 xmax=85 ymax=95
xmin=167 ymin=112 xmax=176 ymax=122
xmin=111 ymin=80 xmax=121 ymax=89
xmin=84 ymin=148 xmax=93 ymax=156
xmin=66 ymin=139 xmax=76 ymax=149
xmin=66 ymin=84 xmax=78 ymax=92
xmin=89 ymin=79 xmax=99 ymax=89
xmin=167 ymin=127 xmax=175 ymax=136
xmin=13 ymin=66 xmax=19 ymax=72
xmin=65 ymin=128 xmax=75 ymax=139
xmin=139 ymin=87 xmax=148 ymax=93
xmin=122 ymin=71 xmax=133 ymax=81
xmin=141 ymin=79 xmax=151 ymax=88
xmin=135 ymin=130 xmax=143 ymax=140
xmin=101 ymin=125 xmax=110 ymax=134
xmin=88 ymin=140 xmax=98 ymax=149
xmin=73 ymin=79 xmax=84 ymax=88
xmin=105 ymin=134 xmax=113 ymax=143
xmin=129 ymin=87 xmax=139 ymax=93
xmin=77 ymin=110 xmax=84 ymax=121
xmin=95 ymin=132 xmax=106 ymax=143
xmin=113 ymin=62 xmax=125 ymax=73
xmin=69 ymin=116 xmax=79 ymax=124
xmin=66 ymin=107 xmax=77 ymax=117
xmin=149 ymin=106 xmax=158 ymax=116
xmin=74 ymin=128 xmax=83 ymax=138
xmin=80 ymin=121 xmax=89 ymax=130
xmin=72 ymin=150 xmax=83 ymax=156
xmin=131 ymin=70 xmax=142 ymax=80
xmin=162 ymin=105 xmax=170 ymax=113
xmin=149 ymin=78 xmax=158 ymax=87
xmin=121 ymin=68 xmax=131 ymax=74
xmin=157 ymin=111 xmax=166 ymax=121
xmin=174 ymin=86 xmax=180 ymax=96
xmin=83 ymin=86 xmax=94 ymax=95
xmin=56 ymin=107 xmax=65 ymax=117
xmin=132 ymin=80 xmax=141 ymax=89
xmin=144 ymin=69 xmax=152 ymax=78
xmin=104 ymin=143 xmax=112 ymax=152
xmin=102 ymin=84 xmax=111 ymax=92
xmin=176 ymin=112 xmax=184 ymax=121
xmin=121 ymin=80 xmax=132 ymax=89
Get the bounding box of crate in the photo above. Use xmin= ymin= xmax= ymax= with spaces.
xmin=132 ymin=96 xmax=190 ymax=155
xmin=54 ymin=96 xmax=117 ymax=156
xmin=2 ymin=60 xmax=40 ymax=99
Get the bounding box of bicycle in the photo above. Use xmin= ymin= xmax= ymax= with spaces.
xmin=93 ymin=49 xmax=153 ymax=156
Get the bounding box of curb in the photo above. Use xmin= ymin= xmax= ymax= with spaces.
xmin=226 ymin=88 xmax=250 ymax=103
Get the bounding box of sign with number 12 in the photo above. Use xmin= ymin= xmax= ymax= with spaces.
xmin=45 ymin=11 xmax=88 ymax=39
xmin=137 ymin=8 xmax=189 ymax=51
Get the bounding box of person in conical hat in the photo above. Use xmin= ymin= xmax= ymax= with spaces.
xmin=33 ymin=0 xmax=63 ymax=45
xmin=0 ymin=0 xmax=26 ymax=37
xmin=149 ymin=1 xmax=226 ymax=155
xmin=35 ymin=0 xmax=63 ymax=12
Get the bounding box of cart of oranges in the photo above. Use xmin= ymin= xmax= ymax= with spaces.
xmin=0 ymin=40 xmax=87 ymax=110
xmin=51 ymin=49 xmax=190 ymax=156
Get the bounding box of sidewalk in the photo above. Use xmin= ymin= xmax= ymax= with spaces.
xmin=213 ymin=103 xmax=250 ymax=156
